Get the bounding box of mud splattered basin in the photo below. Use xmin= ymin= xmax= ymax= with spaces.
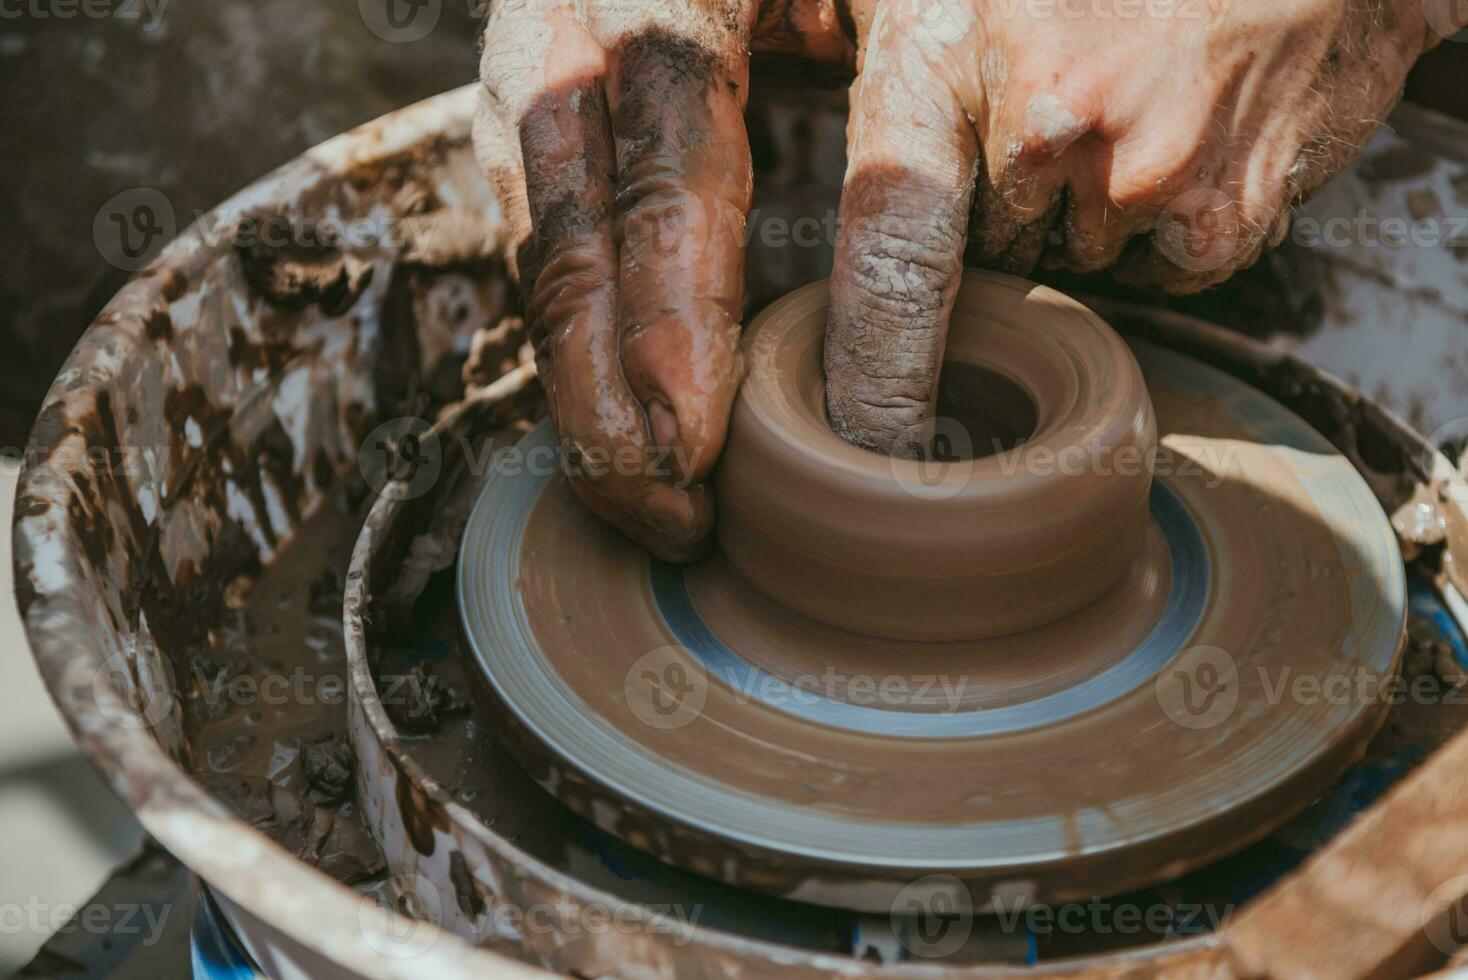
xmin=9 ymin=85 xmax=548 ymax=979
xmin=13 ymin=78 xmax=1468 ymax=979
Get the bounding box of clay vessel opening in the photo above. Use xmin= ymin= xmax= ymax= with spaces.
xmin=931 ymin=361 xmax=1039 ymax=460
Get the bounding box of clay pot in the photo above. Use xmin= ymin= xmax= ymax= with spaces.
xmin=715 ymin=270 xmax=1157 ymax=641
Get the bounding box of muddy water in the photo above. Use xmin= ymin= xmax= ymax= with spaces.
xmin=186 ymin=500 xmax=356 ymax=789
xmin=184 ymin=491 xmax=385 ymax=884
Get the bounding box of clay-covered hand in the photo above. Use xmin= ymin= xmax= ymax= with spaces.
xmin=824 ymin=0 xmax=1438 ymax=456
xmin=475 ymin=0 xmax=849 ymax=561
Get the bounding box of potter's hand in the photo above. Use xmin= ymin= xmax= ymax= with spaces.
xmin=475 ymin=0 xmax=848 ymax=561
xmin=824 ymin=0 xmax=1436 ymax=456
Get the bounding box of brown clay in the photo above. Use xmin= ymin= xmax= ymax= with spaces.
xmin=715 ymin=272 xmax=1157 ymax=641
xmin=461 ymin=273 xmax=1405 ymax=910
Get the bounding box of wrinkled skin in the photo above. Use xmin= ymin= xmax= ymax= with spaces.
xmin=476 ymin=0 xmax=1436 ymax=558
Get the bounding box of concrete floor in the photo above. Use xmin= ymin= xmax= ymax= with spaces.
xmin=0 ymin=457 xmax=145 ymax=973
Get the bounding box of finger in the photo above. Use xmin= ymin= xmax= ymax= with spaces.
xmin=1044 ymin=106 xmax=1215 ymax=275
xmin=1107 ymin=89 xmax=1298 ymax=292
xmin=823 ymin=1 xmax=982 ymax=457
xmin=608 ymin=30 xmax=753 ymax=485
xmin=474 ymin=92 xmax=563 ymax=418
xmin=486 ymin=5 xmax=711 ymax=560
xmin=967 ymin=86 xmax=1091 ymax=273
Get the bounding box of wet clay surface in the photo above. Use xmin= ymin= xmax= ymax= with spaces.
xmin=483 ymin=343 xmax=1401 ymax=916
xmin=373 ymin=564 xmax=857 ymax=951
xmin=715 ymin=275 xmax=1158 ymax=642
xmin=682 ymin=527 xmax=1170 ymax=714
xmin=383 ymin=557 xmax=1464 ymax=962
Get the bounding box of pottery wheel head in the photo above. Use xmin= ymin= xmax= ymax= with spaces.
xmin=459 ymin=271 xmax=1406 ymax=912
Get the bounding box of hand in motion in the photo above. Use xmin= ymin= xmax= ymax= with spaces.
xmin=476 ymin=0 xmax=1435 ymax=555
xmin=475 ymin=0 xmax=848 ymax=561
xmin=824 ymin=0 xmax=1435 ymax=456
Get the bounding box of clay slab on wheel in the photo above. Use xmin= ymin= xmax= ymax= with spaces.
xmin=458 ymin=273 xmax=1406 ymax=911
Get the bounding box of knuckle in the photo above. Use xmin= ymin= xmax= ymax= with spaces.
xmin=840 ymin=213 xmax=964 ymax=318
xmin=528 ymin=241 xmax=615 ymax=336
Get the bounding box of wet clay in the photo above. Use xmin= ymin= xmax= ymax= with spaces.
xmin=515 ymin=393 xmax=1369 ymax=826
xmin=461 ymin=275 xmax=1405 ymax=907
xmin=716 ymin=273 xmax=1157 ymax=641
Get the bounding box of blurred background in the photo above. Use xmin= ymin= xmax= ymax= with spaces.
xmin=1 ymin=1 xmax=1467 ymax=971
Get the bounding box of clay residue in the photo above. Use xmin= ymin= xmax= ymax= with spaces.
xmin=235 ymin=214 xmax=374 ymax=317
xmin=198 ymin=773 xmax=383 ymax=884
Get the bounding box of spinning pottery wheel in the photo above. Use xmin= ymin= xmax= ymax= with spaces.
xmin=459 ymin=271 xmax=1406 ymax=912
